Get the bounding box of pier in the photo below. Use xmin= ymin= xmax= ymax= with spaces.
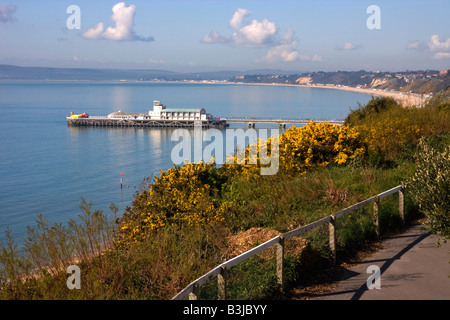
xmin=67 ymin=116 xmax=345 ymax=129
xmin=224 ymin=117 xmax=345 ymax=128
xmin=67 ymin=100 xmax=229 ymax=128
xmin=67 ymin=100 xmax=344 ymax=129
xmin=67 ymin=116 xmax=228 ymax=128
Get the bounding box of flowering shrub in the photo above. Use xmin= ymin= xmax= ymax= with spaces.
xmin=117 ymin=161 xmax=234 ymax=244
xmin=346 ymin=96 xmax=450 ymax=161
xmin=353 ymin=118 xmax=422 ymax=160
xmin=222 ymin=121 xmax=366 ymax=176
xmin=278 ymin=121 xmax=366 ymax=173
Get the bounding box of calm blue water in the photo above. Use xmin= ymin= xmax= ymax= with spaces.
xmin=0 ymin=81 xmax=372 ymax=244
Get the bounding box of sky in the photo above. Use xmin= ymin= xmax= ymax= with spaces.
xmin=0 ymin=0 xmax=449 ymax=73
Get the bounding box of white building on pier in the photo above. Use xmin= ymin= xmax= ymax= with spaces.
xmin=108 ymin=100 xmax=212 ymax=121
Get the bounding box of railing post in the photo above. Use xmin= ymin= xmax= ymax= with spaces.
xmin=399 ymin=185 xmax=405 ymax=226
xmin=329 ymin=215 xmax=337 ymax=265
xmin=189 ymin=283 xmax=199 ymax=300
xmin=276 ymin=236 xmax=284 ymax=291
xmin=373 ymin=196 xmax=380 ymax=238
xmin=217 ymin=266 xmax=227 ymax=300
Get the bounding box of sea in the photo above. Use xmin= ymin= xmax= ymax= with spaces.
xmin=0 ymin=81 xmax=372 ymax=244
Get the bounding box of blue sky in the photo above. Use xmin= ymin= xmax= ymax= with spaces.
xmin=0 ymin=0 xmax=449 ymax=72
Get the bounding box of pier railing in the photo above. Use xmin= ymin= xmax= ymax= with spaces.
xmin=172 ymin=184 xmax=406 ymax=300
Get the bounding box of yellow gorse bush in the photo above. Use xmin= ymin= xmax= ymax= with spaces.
xmin=117 ymin=161 xmax=234 ymax=244
xmin=353 ymin=118 xmax=422 ymax=160
xmin=278 ymin=121 xmax=366 ymax=173
xmin=223 ymin=121 xmax=366 ymax=176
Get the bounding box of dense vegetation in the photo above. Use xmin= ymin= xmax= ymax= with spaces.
xmin=1 ymin=93 xmax=449 ymax=299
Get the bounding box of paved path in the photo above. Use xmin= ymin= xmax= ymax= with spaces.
xmin=316 ymin=223 xmax=450 ymax=300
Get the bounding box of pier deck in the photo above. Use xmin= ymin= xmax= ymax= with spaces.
xmin=224 ymin=117 xmax=344 ymax=128
xmin=67 ymin=116 xmax=344 ymax=129
xmin=67 ymin=116 xmax=228 ymax=128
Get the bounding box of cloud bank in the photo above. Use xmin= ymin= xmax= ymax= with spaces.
xmin=202 ymin=8 xmax=321 ymax=63
xmin=0 ymin=4 xmax=16 ymax=22
xmin=82 ymin=2 xmax=153 ymax=42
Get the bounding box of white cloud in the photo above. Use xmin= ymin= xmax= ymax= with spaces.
xmin=259 ymin=31 xmax=323 ymax=63
xmin=427 ymin=34 xmax=450 ymax=60
xmin=312 ymin=54 xmax=323 ymax=62
xmin=262 ymin=43 xmax=299 ymax=63
xmin=405 ymin=41 xmax=427 ymax=51
xmin=336 ymin=42 xmax=363 ymax=50
xmin=82 ymin=2 xmax=153 ymax=42
xmin=232 ymin=18 xmax=277 ymax=47
xmin=0 ymin=4 xmax=16 ymax=22
xmin=259 ymin=29 xmax=298 ymax=62
xmin=83 ymin=22 xmax=105 ymax=39
xmin=202 ymin=30 xmax=231 ymax=44
xmin=229 ymin=8 xmax=251 ymax=30
xmin=202 ymin=8 xmax=278 ymax=48
xmin=405 ymin=35 xmax=450 ymax=60
xmin=428 ymin=34 xmax=450 ymax=51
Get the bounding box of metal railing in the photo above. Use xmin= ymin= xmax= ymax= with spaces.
xmin=172 ymin=184 xmax=405 ymax=300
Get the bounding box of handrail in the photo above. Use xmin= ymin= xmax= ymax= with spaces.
xmin=172 ymin=184 xmax=406 ymax=300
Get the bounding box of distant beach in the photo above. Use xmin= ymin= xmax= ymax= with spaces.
xmin=211 ymin=81 xmax=427 ymax=107
xmin=301 ymin=84 xmax=427 ymax=107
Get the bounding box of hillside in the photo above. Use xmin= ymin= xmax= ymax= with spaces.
xmin=229 ymin=69 xmax=450 ymax=96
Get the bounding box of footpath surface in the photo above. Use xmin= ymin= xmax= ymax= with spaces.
xmin=316 ymin=222 xmax=450 ymax=300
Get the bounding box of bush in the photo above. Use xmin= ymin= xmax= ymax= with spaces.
xmin=344 ymin=96 xmax=399 ymax=125
xmin=222 ymin=121 xmax=367 ymax=177
xmin=117 ymin=161 xmax=235 ymax=244
xmin=347 ymin=97 xmax=450 ymax=162
xmin=277 ymin=121 xmax=366 ymax=173
xmin=0 ymin=199 xmax=117 ymax=299
xmin=409 ymin=138 xmax=450 ymax=242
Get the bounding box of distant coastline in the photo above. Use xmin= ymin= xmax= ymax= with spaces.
xmin=0 ymin=76 xmax=427 ymax=107
xmin=1 ymin=64 xmax=442 ymax=107
xmin=157 ymin=79 xmax=427 ymax=107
